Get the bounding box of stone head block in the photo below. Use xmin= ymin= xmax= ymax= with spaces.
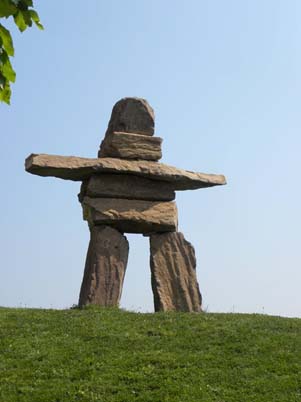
xmin=105 ymin=97 xmax=155 ymax=136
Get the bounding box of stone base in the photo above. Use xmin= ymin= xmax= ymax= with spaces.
xmin=150 ymin=232 xmax=202 ymax=312
xmin=78 ymin=225 xmax=129 ymax=307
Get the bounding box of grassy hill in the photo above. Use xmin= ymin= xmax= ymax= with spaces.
xmin=0 ymin=307 xmax=300 ymax=402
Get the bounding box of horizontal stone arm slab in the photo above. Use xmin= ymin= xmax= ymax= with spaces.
xmin=82 ymin=197 xmax=178 ymax=234
xmin=25 ymin=153 xmax=226 ymax=191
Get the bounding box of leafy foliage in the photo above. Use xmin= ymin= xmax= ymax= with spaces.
xmin=0 ymin=307 xmax=300 ymax=401
xmin=0 ymin=0 xmax=43 ymax=104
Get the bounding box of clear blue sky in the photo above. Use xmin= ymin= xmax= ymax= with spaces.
xmin=1 ymin=0 xmax=300 ymax=317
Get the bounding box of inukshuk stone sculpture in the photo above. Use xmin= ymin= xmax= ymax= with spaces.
xmin=25 ymin=98 xmax=226 ymax=312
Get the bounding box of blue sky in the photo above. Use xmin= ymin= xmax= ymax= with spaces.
xmin=1 ymin=0 xmax=300 ymax=317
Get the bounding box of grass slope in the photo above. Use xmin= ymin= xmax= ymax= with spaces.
xmin=0 ymin=307 xmax=300 ymax=402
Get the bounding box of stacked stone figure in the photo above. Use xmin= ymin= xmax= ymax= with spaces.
xmin=25 ymin=98 xmax=226 ymax=312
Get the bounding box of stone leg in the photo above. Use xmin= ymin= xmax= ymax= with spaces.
xmin=78 ymin=225 xmax=129 ymax=307
xmin=149 ymin=232 xmax=202 ymax=312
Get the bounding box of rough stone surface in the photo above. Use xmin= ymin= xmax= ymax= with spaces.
xmin=98 ymin=132 xmax=162 ymax=160
xmin=78 ymin=225 xmax=129 ymax=307
xmin=82 ymin=197 xmax=178 ymax=234
xmin=79 ymin=174 xmax=175 ymax=202
xmin=25 ymin=97 xmax=227 ymax=314
xmin=150 ymin=232 xmax=202 ymax=312
xmin=25 ymin=154 xmax=227 ymax=190
xmin=105 ymin=97 xmax=155 ymax=137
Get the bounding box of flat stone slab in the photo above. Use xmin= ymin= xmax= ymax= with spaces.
xmin=99 ymin=132 xmax=162 ymax=161
xmin=25 ymin=154 xmax=226 ymax=191
xmin=82 ymin=197 xmax=178 ymax=234
xmin=79 ymin=174 xmax=175 ymax=202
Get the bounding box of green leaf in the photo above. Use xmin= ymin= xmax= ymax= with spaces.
xmin=0 ymin=0 xmax=17 ymax=18
xmin=20 ymin=10 xmax=32 ymax=27
xmin=0 ymin=72 xmax=5 ymax=87
xmin=23 ymin=0 xmax=33 ymax=6
xmin=0 ymin=80 xmax=11 ymax=104
xmin=14 ymin=11 xmax=27 ymax=32
xmin=29 ymin=9 xmax=44 ymax=30
xmin=16 ymin=1 xmax=28 ymax=12
xmin=0 ymin=24 xmax=14 ymax=56
xmin=0 ymin=0 xmax=43 ymax=104
xmin=2 ymin=59 xmax=16 ymax=83
xmin=0 ymin=50 xmax=16 ymax=83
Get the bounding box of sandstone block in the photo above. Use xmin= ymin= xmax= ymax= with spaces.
xmin=150 ymin=232 xmax=202 ymax=312
xmin=82 ymin=197 xmax=178 ymax=234
xmin=105 ymin=97 xmax=155 ymax=136
xmin=25 ymin=154 xmax=227 ymax=190
xmin=78 ymin=225 xmax=129 ymax=307
xmin=98 ymin=132 xmax=162 ymax=160
xmin=79 ymin=174 xmax=175 ymax=202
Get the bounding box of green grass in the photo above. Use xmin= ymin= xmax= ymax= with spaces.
xmin=0 ymin=307 xmax=300 ymax=402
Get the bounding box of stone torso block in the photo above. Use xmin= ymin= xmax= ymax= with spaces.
xmin=82 ymin=197 xmax=178 ymax=234
xmin=79 ymin=174 xmax=175 ymax=202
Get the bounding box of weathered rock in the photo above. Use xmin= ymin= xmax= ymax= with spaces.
xmin=78 ymin=225 xmax=129 ymax=307
xmin=149 ymin=232 xmax=202 ymax=312
xmin=98 ymin=132 xmax=162 ymax=161
xmin=25 ymin=95 xmax=226 ymax=314
xmin=79 ymin=174 xmax=175 ymax=202
xmin=82 ymin=197 xmax=178 ymax=234
xmin=105 ymin=97 xmax=155 ymax=137
xmin=25 ymin=154 xmax=227 ymax=190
